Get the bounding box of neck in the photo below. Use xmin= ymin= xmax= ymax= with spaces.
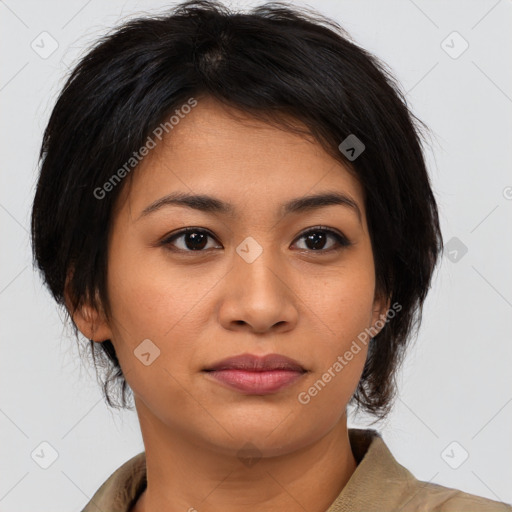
xmin=131 ymin=400 xmax=358 ymax=512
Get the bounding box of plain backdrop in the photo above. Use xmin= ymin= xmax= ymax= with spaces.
xmin=1 ymin=0 xmax=511 ymax=510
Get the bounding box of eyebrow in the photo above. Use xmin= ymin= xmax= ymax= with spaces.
xmin=138 ymin=190 xmax=362 ymax=224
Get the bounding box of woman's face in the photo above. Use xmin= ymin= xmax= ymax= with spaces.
xmin=86 ymin=97 xmax=388 ymax=456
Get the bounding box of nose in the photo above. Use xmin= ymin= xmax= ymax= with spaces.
xmin=217 ymin=243 xmax=299 ymax=334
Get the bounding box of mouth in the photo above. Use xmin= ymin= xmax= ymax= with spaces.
xmin=203 ymin=353 xmax=306 ymax=372
xmin=202 ymin=353 xmax=308 ymax=395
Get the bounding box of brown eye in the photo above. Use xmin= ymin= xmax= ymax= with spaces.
xmin=161 ymin=228 xmax=220 ymax=252
xmin=160 ymin=226 xmax=351 ymax=255
xmin=292 ymin=227 xmax=352 ymax=253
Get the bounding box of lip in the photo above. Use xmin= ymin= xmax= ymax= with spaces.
xmin=204 ymin=353 xmax=306 ymax=372
xmin=202 ymin=353 xmax=307 ymax=395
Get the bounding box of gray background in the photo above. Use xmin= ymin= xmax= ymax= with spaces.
xmin=1 ymin=0 xmax=511 ymax=510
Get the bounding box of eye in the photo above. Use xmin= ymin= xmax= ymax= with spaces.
xmin=161 ymin=225 xmax=351 ymax=254
xmin=291 ymin=226 xmax=352 ymax=253
xmin=160 ymin=228 xmax=220 ymax=252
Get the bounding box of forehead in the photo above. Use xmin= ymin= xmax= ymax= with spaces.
xmin=116 ymin=98 xmax=365 ymax=222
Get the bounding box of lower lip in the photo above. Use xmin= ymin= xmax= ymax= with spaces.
xmin=204 ymin=369 xmax=306 ymax=394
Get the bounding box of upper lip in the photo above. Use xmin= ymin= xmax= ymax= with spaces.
xmin=204 ymin=353 xmax=306 ymax=372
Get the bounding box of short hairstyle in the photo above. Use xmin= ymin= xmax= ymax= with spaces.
xmin=31 ymin=0 xmax=443 ymax=421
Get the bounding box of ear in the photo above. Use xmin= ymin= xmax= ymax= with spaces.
xmin=369 ymin=288 xmax=392 ymax=338
xmin=64 ymin=272 xmax=113 ymax=342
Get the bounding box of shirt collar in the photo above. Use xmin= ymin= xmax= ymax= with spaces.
xmin=81 ymin=428 xmax=429 ymax=512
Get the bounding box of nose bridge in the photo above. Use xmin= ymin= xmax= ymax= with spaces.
xmin=216 ymin=223 xmax=299 ymax=333
xmin=233 ymin=234 xmax=282 ymax=290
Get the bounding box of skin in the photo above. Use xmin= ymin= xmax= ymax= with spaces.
xmin=70 ymin=97 xmax=389 ymax=512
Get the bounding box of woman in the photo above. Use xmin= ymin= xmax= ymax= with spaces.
xmin=30 ymin=1 xmax=512 ymax=511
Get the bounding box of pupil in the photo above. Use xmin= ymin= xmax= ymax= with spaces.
xmin=307 ymin=232 xmax=326 ymax=250
xmin=186 ymin=232 xmax=207 ymax=250
xmin=183 ymin=231 xmax=327 ymax=251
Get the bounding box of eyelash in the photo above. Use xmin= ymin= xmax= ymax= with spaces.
xmin=160 ymin=226 xmax=352 ymax=255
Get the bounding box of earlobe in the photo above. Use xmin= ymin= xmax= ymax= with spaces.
xmin=73 ymin=302 xmax=113 ymax=342
xmin=63 ymin=274 xmax=113 ymax=342
xmin=370 ymin=292 xmax=392 ymax=338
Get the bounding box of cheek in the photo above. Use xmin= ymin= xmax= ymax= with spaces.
xmin=302 ymin=254 xmax=376 ymax=349
xmin=327 ymin=281 xmax=376 ymax=345
xmin=295 ymin=252 xmax=375 ymax=407
xmin=106 ymin=228 xmax=210 ymax=340
xmin=104 ymin=244 xmax=203 ymax=413
xmin=295 ymin=285 xmax=372 ymax=430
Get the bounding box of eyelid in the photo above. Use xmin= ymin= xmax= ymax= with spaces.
xmin=292 ymin=225 xmax=352 ymax=252
xmin=160 ymin=225 xmax=352 ymax=253
xmin=159 ymin=227 xmax=220 ymax=250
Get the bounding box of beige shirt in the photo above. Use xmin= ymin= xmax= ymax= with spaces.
xmin=81 ymin=428 xmax=512 ymax=512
